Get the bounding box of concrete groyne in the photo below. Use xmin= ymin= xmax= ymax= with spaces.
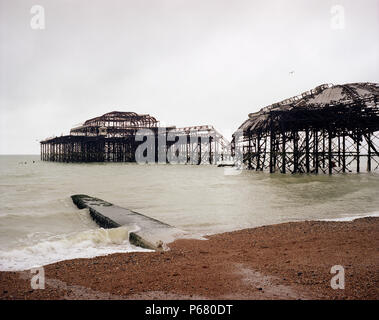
xmin=71 ymin=194 xmax=186 ymax=251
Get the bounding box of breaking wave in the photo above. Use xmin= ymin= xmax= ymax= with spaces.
xmin=319 ymin=211 xmax=379 ymax=222
xmin=0 ymin=226 xmax=151 ymax=271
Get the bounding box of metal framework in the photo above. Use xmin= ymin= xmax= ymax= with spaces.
xmin=70 ymin=111 xmax=159 ymax=137
xmin=166 ymin=125 xmax=231 ymax=164
xmin=40 ymin=111 xmax=230 ymax=164
xmin=232 ymin=83 xmax=379 ymax=174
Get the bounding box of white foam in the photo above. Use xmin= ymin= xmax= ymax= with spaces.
xmin=319 ymin=212 xmax=379 ymax=222
xmin=0 ymin=226 xmax=152 ymax=271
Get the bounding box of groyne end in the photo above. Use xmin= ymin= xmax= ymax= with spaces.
xmin=71 ymin=194 xmax=186 ymax=251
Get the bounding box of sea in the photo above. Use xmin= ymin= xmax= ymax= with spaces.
xmin=1 ymin=155 xmax=378 ymax=271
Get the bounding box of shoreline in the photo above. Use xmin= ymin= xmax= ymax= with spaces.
xmin=0 ymin=217 xmax=378 ymax=300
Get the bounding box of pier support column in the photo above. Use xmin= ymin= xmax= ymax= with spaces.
xmin=328 ymin=130 xmax=333 ymax=175
xmin=209 ymin=136 xmax=212 ymax=164
xmin=342 ymin=132 xmax=346 ymax=173
xmin=197 ymin=136 xmax=202 ymax=165
xmin=256 ymin=134 xmax=261 ymax=171
xmin=357 ymin=130 xmax=361 ymax=173
xmin=293 ymin=131 xmax=298 ymax=173
xmin=367 ymin=132 xmax=371 ymax=172
xmin=322 ymin=129 xmax=326 ymax=169
xmin=248 ymin=134 xmax=252 ymax=169
xmin=281 ymin=132 xmax=286 ymax=174
xmin=305 ymin=129 xmax=310 ymax=173
xmin=314 ymin=130 xmax=319 ymax=174
xmin=269 ymin=129 xmax=275 ymax=173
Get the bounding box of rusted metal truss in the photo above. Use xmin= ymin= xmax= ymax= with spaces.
xmin=232 ymin=83 xmax=379 ymax=174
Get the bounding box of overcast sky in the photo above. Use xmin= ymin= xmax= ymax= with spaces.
xmin=0 ymin=0 xmax=378 ymax=154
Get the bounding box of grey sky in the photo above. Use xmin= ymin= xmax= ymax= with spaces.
xmin=0 ymin=0 xmax=378 ymax=154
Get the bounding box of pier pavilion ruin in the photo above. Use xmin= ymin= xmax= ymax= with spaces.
xmin=232 ymin=83 xmax=379 ymax=174
xmin=40 ymin=111 xmax=230 ymax=164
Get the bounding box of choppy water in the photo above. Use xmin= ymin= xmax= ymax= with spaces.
xmin=1 ymin=155 xmax=379 ymax=271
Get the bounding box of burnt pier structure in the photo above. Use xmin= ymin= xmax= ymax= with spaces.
xmin=40 ymin=111 xmax=230 ymax=164
xmin=232 ymin=83 xmax=379 ymax=174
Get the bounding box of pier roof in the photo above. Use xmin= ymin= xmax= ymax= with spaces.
xmin=83 ymin=111 xmax=158 ymax=126
xmin=69 ymin=111 xmax=159 ymax=137
xmin=237 ymin=82 xmax=379 ymax=134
